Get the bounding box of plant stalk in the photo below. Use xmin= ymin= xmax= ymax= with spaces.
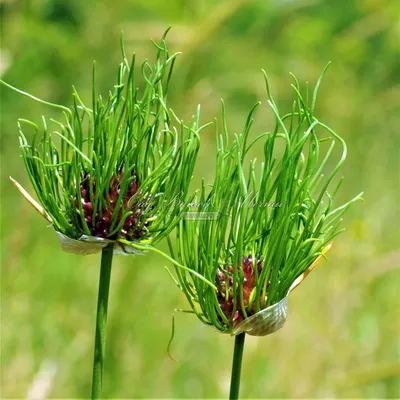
xmin=91 ymin=242 xmax=114 ymax=399
xmin=229 ymin=332 xmax=246 ymax=400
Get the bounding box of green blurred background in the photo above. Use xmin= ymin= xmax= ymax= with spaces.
xmin=1 ymin=0 xmax=399 ymax=398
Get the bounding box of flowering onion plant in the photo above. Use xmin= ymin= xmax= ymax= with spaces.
xmin=168 ymin=67 xmax=363 ymax=399
xmin=2 ymin=30 xmax=212 ymax=398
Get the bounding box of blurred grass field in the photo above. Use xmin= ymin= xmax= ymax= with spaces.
xmin=1 ymin=0 xmax=400 ymax=398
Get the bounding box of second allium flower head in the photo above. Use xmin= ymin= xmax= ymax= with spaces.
xmin=169 ymin=70 xmax=363 ymax=336
xmin=8 ymin=30 xmax=205 ymax=254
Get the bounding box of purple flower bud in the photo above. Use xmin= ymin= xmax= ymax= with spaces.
xmin=84 ymin=202 xmax=93 ymax=214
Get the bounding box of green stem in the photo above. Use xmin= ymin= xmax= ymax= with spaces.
xmin=91 ymin=243 xmax=114 ymax=399
xmin=229 ymin=332 xmax=246 ymax=400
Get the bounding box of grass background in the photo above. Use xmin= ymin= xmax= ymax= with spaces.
xmin=1 ymin=0 xmax=399 ymax=398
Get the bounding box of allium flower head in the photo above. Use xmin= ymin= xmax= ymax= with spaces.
xmin=169 ymin=67 xmax=363 ymax=336
xmin=5 ymin=31 xmax=205 ymax=255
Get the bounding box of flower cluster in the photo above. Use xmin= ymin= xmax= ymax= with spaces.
xmin=78 ymin=169 xmax=149 ymax=240
xmin=216 ymin=256 xmax=272 ymax=326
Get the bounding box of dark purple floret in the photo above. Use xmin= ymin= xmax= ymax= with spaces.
xmin=216 ymin=256 xmax=272 ymax=327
